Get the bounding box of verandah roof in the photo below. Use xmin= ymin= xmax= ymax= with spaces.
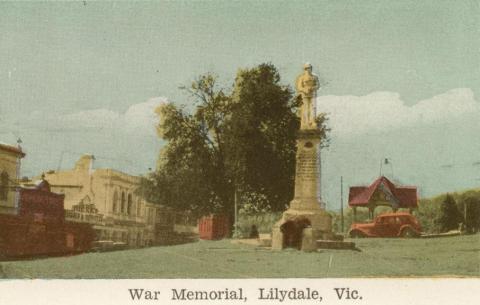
xmin=348 ymin=176 xmax=418 ymax=209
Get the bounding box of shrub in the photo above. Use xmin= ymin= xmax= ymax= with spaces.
xmin=234 ymin=211 xmax=282 ymax=238
xmin=416 ymin=198 xmax=442 ymax=233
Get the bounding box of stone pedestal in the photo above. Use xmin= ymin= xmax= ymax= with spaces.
xmin=272 ymin=129 xmax=333 ymax=251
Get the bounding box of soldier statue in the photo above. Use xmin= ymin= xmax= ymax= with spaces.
xmin=295 ymin=63 xmax=320 ymax=129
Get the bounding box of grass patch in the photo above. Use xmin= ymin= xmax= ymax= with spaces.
xmin=0 ymin=234 xmax=478 ymax=278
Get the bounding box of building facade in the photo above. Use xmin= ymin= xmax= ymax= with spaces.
xmin=0 ymin=143 xmax=25 ymax=215
xmin=41 ymin=155 xmax=174 ymax=247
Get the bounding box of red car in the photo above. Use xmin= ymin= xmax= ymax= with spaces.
xmin=349 ymin=212 xmax=422 ymax=238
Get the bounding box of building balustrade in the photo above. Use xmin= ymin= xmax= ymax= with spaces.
xmin=65 ymin=209 xmax=104 ymax=225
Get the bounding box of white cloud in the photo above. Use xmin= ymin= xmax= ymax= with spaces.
xmin=317 ymin=88 xmax=479 ymax=137
xmin=123 ymin=97 xmax=167 ymax=136
xmin=13 ymin=89 xmax=477 ymax=139
xmin=14 ymin=97 xmax=168 ymax=135
xmin=0 ymin=97 xmax=169 ymax=176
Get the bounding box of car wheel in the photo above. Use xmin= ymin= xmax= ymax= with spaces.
xmin=350 ymin=230 xmax=366 ymax=238
xmin=401 ymin=227 xmax=417 ymax=238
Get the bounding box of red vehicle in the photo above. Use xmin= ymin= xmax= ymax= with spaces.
xmin=0 ymin=180 xmax=95 ymax=259
xmin=349 ymin=212 xmax=422 ymax=238
xmin=0 ymin=214 xmax=95 ymax=258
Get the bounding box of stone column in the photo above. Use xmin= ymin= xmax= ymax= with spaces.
xmin=290 ymin=130 xmax=322 ymax=211
xmin=272 ymin=63 xmax=333 ymax=250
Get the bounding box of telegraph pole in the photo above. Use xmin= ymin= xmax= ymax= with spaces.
xmin=234 ymin=186 xmax=238 ymax=237
xmin=340 ymin=176 xmax=344 ymax=233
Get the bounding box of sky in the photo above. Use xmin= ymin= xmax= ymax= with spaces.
xmin=0 ymin=1 xmax=479 ymax=210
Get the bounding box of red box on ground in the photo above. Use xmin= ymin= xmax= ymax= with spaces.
xmin=198 ymin=215 xmax=230 ymax=240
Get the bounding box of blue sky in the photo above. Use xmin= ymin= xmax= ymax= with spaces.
xmin=0 ymin=1 xmax=479 ymax=209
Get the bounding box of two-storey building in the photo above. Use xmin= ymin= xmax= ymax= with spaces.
xmin=41 ymin=154 xmax=174 ymax=247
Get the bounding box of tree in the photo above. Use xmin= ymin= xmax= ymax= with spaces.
xmin=457 ymin=191 xmax=480 ymax=233
xmin=142 ymin=63 xmax=329 ymax=226
xmin=436 ymin=194 xmax=463 ymax=232
xmin=142 ymin=74 xmax=232 ymax=218
xmin=223 ymin=64 xmax=298 ymax=212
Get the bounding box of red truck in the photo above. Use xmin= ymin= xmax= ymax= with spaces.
xmin=0 ymin=181 xmax=95 ymax=259
xmin=349 ymin=212 xmax=422 ymax=238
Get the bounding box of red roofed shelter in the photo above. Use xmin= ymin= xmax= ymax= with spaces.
xmin=348 ymin=176 xmax=418 ymax=220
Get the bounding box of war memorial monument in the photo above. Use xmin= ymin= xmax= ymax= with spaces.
xmin=272 ymin=63 xmax=334 ymax=251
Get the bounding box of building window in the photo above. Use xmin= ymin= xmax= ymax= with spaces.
xmin=127 ymin=194 xmax=133 ymax=215
xmin=121 ymin=191 xmax=126 ymax=214
xmin=0 ymin=171 xmax=9 ymax=201
xmin=112 ymin=191 xmax=118 ymax=213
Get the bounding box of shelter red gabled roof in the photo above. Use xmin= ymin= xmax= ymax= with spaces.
xmin=348 ymin=176 xmax=417 ymax=208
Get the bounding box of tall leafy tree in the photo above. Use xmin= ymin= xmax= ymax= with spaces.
xmin=143 ymin=74 xmax=232 ymax=217
xmin=224 ymin=64 xmax=299 ymax=211
xmin=142 ymin=63 xmax=328 ymax=224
